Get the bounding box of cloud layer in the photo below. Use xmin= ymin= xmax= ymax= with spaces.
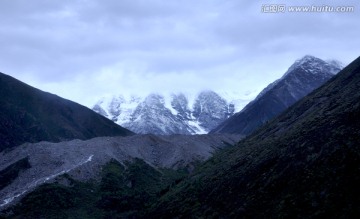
xmin=0 ymin=0 xmax=359 ymax=106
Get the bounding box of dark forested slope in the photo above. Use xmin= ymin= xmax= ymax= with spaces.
xmin=150 ymin=56 xmax=360 ymax=218
xmin=0 ymin=72 xmax=133 ymax=151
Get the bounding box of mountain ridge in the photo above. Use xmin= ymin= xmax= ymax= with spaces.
xmin=92 ymin=90 xmax=251 ymax=135
xmin=1 ymin=55 xmax=358 ymax=218
xmin=0 ymin=72 xmax=134 ymax=152
xmin=148 ymin=55 xmax=360 ymax=218
xmin=211 ymin=55 xmax=342 ymax=135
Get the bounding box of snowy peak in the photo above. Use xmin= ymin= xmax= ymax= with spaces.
xmin=123 ymin=93 xmax=192 ymax=135
xmin=92 ymin=91 xmax=250 ymax=135
xmin=92 ymin=95 xmax=142 ymax=124
xmin=192 ymin=91 xmax=233 ymax=132
xmin=93 ymin=56 xmax=342 ymax=136
xmin=256 ymin=55 xmax=343 ymax=102
xmin=281 ymin=56 xmax=342 ymax=99
xmin=211 ymin=55 xmax=341 ymax=136
xmin=268 ymin=55 xmax=343 ymax=104
xmin=171 ymin=93 xmax=192 ymax=121
xmin=143 ymin=93 xmax=164 ymax=106
xmin=251 ymin=56 xmax=342 ymax=104
xmin=285 ymin=55 xmax=342 ymax=77
xmin=326 ymin=59 xmax=344 ymax=74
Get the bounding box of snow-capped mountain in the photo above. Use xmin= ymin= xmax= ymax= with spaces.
xmin=123 ymin=94 xmax=193 ymax=135
xmin=211 ymin=55 xmax=343 ymax=135
xmin=92 ymin=90 xmax=253 ymax=135
xmin=192 ymin=91 xmax=234 ymax=131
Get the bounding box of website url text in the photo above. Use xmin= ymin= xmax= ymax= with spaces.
xmin=261 ymin=5 xmax=355 ymax=13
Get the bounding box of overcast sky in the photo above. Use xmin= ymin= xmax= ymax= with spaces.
xmin=1 ymin=0 xmax=359 ymax=107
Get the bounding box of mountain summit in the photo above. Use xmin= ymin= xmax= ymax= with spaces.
xmin=92 ymin=91 xmax=247 ymax=135
xmin=211 ymin=55 xmax=342 ymax=135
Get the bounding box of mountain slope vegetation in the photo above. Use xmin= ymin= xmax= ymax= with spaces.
xmin=6 ymin=159 xmax=187 ymax=219
xmin=0 ymin=72 xmax=133 ymax=151
xmin=149 ymin=56 xmax=360 ymax=218
xmin=2 ymin=56 xmax=358 ymax=218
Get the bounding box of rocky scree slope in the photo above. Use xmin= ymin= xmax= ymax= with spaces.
xmin=0 ymin=133 xmax=241 ymax=210
xmin=211 ymin=55 xmax=342 ymax=136
xmin=0 ymin=72 xmax=133 ymax=152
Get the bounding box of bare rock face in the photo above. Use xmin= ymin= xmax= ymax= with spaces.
xmin=0 ymin=134 xmax=242 ymax=209
xmin=192 ymin=91 xmax=232 ymax=132
xmin=171 ymin=93 xmax=192 ymax=121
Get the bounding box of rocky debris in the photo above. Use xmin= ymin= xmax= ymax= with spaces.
xmin=0 ymin=134 xmax=242 ymax=209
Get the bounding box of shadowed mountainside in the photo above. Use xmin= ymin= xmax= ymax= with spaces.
xmin=0 ymin=72 xmax=133 ymax=152
xmin=211 ymin=56 xmax=341 ymax=136
xmin=149 ymin=56 xmax=360 ymax=218
xmin=1 ymin=55 xmax=358 ymax=218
